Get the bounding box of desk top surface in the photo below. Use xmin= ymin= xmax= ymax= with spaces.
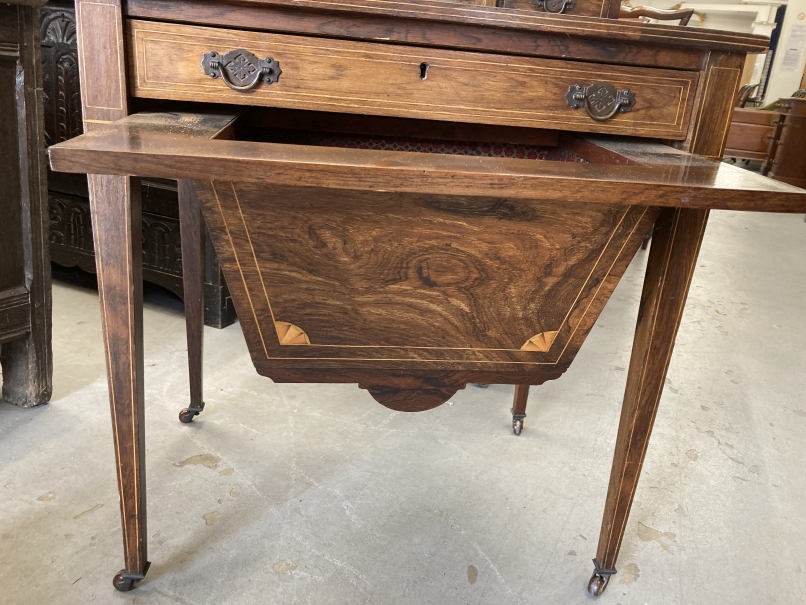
xmin=49 ymin=110 xmax=806 ymax=213
xmin=126 ymin=0 xmax=769 ymax=54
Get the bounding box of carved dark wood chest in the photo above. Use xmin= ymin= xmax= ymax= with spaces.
xmin=0 ymin=0 xmax=52 ymax=407
xmin=40 ymin=0 xmax=236 ymax=328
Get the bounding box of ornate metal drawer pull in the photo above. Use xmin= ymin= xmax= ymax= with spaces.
xmin=534 ymin=0 xmax=576 ymax=14
xmin=566 ymin=82 xmax=636 ymax=121
xmin=201 ymin=49 xmax=281 ymax=92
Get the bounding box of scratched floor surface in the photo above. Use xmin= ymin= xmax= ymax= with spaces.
xmin=1 ymin=210 xmax=805 ymax=605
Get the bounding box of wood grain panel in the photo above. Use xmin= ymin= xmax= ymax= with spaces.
xmin=194 ymin=180 xmax=655 ymax=375
xmin=128 ymin=20 xmax=699 ymax=138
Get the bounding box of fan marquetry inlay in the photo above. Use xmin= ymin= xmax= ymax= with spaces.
xmin=521 ymin=331 xmax=558 ymax=352
xmin=275 ymin=321 xmax=310 ymax=345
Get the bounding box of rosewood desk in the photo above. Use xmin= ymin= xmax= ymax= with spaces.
xmin=49 ymin=0 xmax=806 ymax=596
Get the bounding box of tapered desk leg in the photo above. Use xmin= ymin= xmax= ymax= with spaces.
xmin=588 ymin=208 xmax=709 ymax=597
xmin=177 ymin=180 xmax=205 ymax=424
xmin=88 ymin=174 xmax=150 ymax=592
xmin=511 ymin=384 xmax=529 ymax=435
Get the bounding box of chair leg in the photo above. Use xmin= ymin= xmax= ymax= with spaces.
xmin=88 ymin=175 xmax=150 ymax=591
xmin=511 ymin=384 xmax=529 ymax=435
xmin=588 ymin=208 xmax=708 ymax=597
xmin=177 ymin=180 xmax=206 ymax=424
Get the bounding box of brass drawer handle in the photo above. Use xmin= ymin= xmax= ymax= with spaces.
xmin=534 ymin=0 xmax=576 ymax=13
xmin=566 ymin=82 xmax=636 ymax=121
xmin=201 ymin=50 xmax=281 ymax=91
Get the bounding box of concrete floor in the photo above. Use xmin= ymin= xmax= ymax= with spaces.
xmin=1 ymin=210 xmax=805 ymax=604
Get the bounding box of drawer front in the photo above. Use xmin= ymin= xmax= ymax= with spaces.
xmin=129 ymin=20 xmax=698 ymax=139
xmin=724 ymin=123 xmax=774 ymax=155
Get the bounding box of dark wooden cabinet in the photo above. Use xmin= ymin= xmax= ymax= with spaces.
xmin=723 ymin=107 xmax=782 ymax=173
xmin=769 ymin=97 xmax=806 ymax=188
xmin=0 ymin=0 xmax=52 ymax=407
xmin=40 ymin=0 xmax=236 ymax=328
xmin=723 ymin=97 xmax=806 ymax=188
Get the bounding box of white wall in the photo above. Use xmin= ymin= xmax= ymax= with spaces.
xmin=629 ymin=0 xmax=806 ymax=101
xmin=764 ymin=0 xmax=806 ymax=100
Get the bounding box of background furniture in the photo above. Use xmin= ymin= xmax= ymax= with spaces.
xmin=50 ymin=0 xmax=806 ymax=597
xmin=769 ymin=97 xmax=806 ymax=189
xmin=735 ymin=82 xmax=760 ymax=108
xmin=723 ymin=96 xmax=806 ymax=188
xmin=40 ymin=0 xmax=236 ymax=328
xmin=0 ymin=0 xmax=52 ymax=407
xmin=619 ymin=4 xmax=694 ymax=24
xmin=723 ymin=107 xmax=782 ymax=173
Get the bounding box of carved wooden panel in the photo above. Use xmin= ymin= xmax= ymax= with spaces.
xmin=49 ymin=192 xmax=181 ymax=268
xmin=41 ymin=3 xmax=82 ymax=146
xmin=41 ymin=1 xmax=235 ymax=328
xmin=49 ymin=192 xmax=92 ymax=252
xmin=48 ymin=190 xmax=237 ymax=328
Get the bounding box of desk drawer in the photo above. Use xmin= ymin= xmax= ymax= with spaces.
xmin=128 ymin=20 xmax=698 ymax=139
xmin=724 ymin=123 xmax=774 ymax=156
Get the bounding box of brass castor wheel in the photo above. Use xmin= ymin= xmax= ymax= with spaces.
xmin=588 ymin=559 xmax=615 ymax=596
xmin=178 ymin=408 xmax=198 ymax=423
xmin=178 ymin=402 xmax=205 ymax=423
xmin=113 ymin=562 xmax=150 ymax=592
xmin=113 ymin=572 xmax=135 ymax=592
xmin=511 ymin=411 xmax=526 ymax=436
xmin=587 ymin=573 xmax=607 ymax=597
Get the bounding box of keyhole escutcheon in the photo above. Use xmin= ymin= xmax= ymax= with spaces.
xmin=419 ymin=62 xmax=430 ymax=80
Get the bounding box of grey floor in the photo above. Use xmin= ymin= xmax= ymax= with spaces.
xmin=1 ymin=210 xmax=805 ymax=605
